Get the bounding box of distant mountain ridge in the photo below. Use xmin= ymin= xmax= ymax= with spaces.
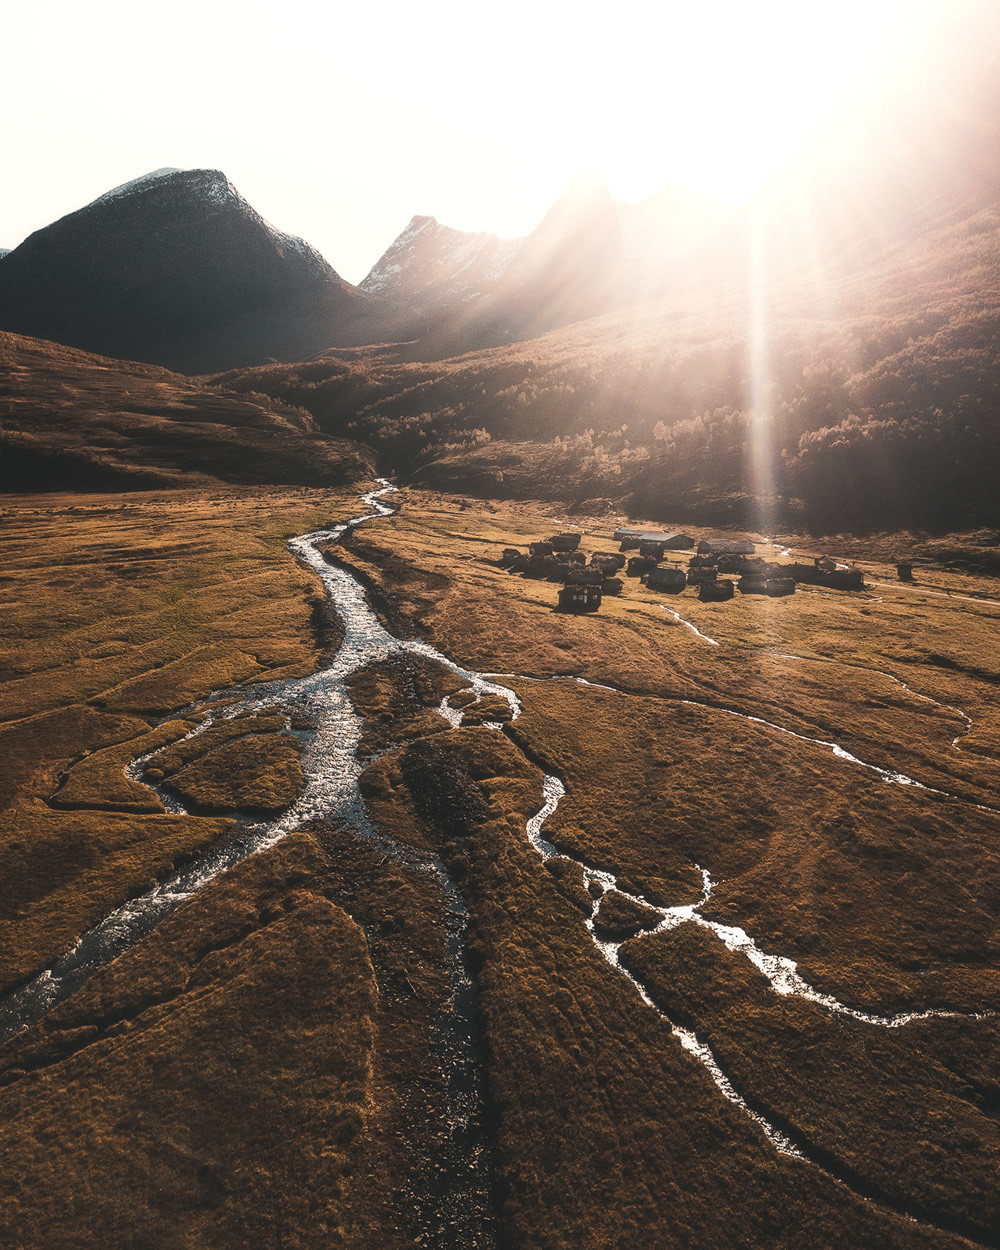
xmin=0 ymin=168 xmax=376 ymax=374
xmin=2 ymin=23 xmax=998 ymax=378
xmin=360 ymin=215 xmax=521 ymax=309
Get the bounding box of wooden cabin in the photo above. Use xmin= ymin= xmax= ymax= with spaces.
xmin=766 ymin=578 xmax=796 ymax=597
xmin=638 ymin=537 xmax=667 ymax=559
xmin=697 ymin=539 xmax=756 ymax=556
xmin=786 ymin=562 xmax=864 ymax=591
xmin=590 ymin=551 xmax=626 ymax=570
xmin=549 ymin=533 xmax=581 ymax=552
xmin=524 ymin=555 xmax=558 ymax=579
xmin=558 ymin=584 xmax=602 ymax=612
xmin=830 ymin=569 xmax=864 ymax=590
xmin=567 ymin=567 xmax=605 ymax=586
xmin=717 ymin=553 xmax=762 ymax=574
xmin=897 ymin=561 xmax=913 ymax=581
xmin=614 ymin=526 xmax=644 ymax=544
xmin=529 ymin=541 xmax=554 ymax=557
xmin=738 ymin=575 xmax=767 ymax=595
xmin=627 ymin=556 xmax=657 ymax=578
xmin=646 ymin=566 xmax=687 ymax=593
xmin=699 ymin=579 xmax=735 ymax=601
xmin=601 ymin=577 xmax=624 ymax=596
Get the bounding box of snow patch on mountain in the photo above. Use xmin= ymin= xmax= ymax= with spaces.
xmin=91 ymin=167 xmax=184 ymax=207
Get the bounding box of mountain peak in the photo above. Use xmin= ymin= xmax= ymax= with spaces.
xmin=0 ymin=168 xmax=370 ymax=372
xmin=360 ymin=215 xmax=520 ymax=304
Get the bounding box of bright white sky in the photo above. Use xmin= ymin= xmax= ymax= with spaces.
xmin=0 ymin=0 xmax=978 ymax=283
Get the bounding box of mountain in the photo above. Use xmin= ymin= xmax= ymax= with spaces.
xmin=361 ymin=184 xmax=735 ymax=334
xmin=0 ymin=168 xmax=377 ymax=374
xmin=737 ymin=9 xmax=1000 ymax=299
xmin=215 ymin=173 xmax=1000 ymax=532
xmin=360 ymin=215 xmax=521 ymax=311
xmin=407 ymin=171 xmax=627 ymax=357
xmin=0 ymin=331 xmax=372 ymax=491
xmin=357 ymin=179 xmax=743 ymax=355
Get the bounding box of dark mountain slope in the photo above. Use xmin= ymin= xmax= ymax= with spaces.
xmin=0 ymin=332 xmax=372 ymax=492
xmin=0 ymin=169 xmax=378 ymax=374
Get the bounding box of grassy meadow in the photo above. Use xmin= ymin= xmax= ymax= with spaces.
xmin=0 ymin=485 xmax=359 ymax=988
xmin=1 ymin=482 xmax=998 ymax=1247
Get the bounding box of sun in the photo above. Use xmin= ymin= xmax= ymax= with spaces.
xmin=428 ymin=0 xmax=941 ymax=239
xmin=574 ymin=0 xmax=924 ymax=205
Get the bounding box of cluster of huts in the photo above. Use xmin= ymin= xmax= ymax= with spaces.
xmin=498 ymin=526 xmax=865 ymax=613
xmin=498 ymin=532 xmax=625 ymax=611
xmin=616 ymin=527 xmax=865 ymax=600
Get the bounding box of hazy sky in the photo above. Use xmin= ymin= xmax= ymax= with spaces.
xmin=0 ymin=0 xmax=979 ymax=283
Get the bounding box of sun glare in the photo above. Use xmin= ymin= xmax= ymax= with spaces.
xmin=547 ymin=0 xmax=919 ymax=208
xmin=0 ymin=0 xmax=968 ymax=280
xmin=392 ymin=0 xmax=940 ymax=251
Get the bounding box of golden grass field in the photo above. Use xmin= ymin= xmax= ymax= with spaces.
xmin=1 ymin=480 xmax=999 ymax=1247
xmin=0 ymin=486 xmax=358 ymax=988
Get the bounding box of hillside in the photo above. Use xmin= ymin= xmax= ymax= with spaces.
xmin=0 ymin=332 xmax=372 ymax=491
xmin=212 ymin=191 xmax=1000 ymax=532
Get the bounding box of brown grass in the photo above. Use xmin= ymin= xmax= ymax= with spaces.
xmin=3 ymin=481 xmax=999 ymax=1246
xmin=0 ymin=832 xmax=377 ymax=1248
xmin=0 ymin=331 xmax=373 ymax=492
xmin=359 ymin=726 xmax=966 ymax=1248
xmin=164 ymin=731 xmax=304 ymax=814
xmin=345 ymin=654 xmax=465 ymax=756
xmin=621 ymin=921 xmax=1000 ymax=1243
xmin=0 ymin=484 xmax=363 ymax=988
xmin=592 ymin=889 xmax=662 ymax=939
xmin=334 ymin=488 xmax=1000 ymax=1243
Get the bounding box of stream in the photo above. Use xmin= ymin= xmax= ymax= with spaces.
xmin=0 ymin=479 xmax=994 ymax=1245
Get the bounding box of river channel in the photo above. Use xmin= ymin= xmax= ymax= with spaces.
xmin=0 ymin=479 xmax=993 ymax=1246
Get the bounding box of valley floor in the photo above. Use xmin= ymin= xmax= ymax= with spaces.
xmin=1 ymin=483 xmax=999 ymax=1248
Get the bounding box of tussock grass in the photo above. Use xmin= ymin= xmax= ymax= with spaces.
xmin=0 ymin=484 xmax=363 ymax=988
xmin=0 ymin=832 xmax=378 ymax=1247
xmin=340 ymin=489 xmax=1000 ymax=1243
xmin=0 ymin=332 xmax=372 ymax=492
xmin=3 ymin=480 xmax=999 ymax=1246
xmin=363 ymin=727 xmax=961 ymax=1248
xmin=622 ymin=922 xmax=1000 ymax=1243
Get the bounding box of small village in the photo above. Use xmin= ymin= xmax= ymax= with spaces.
xmin=498 ymin=526 xmax=871 ymax=612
